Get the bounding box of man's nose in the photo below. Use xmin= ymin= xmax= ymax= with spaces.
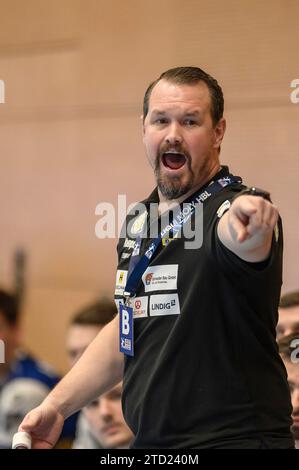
xmin=164 ymin=122 xmax=183 ymax=146
xmin=99 ymin=399 xmax=113 ymax=419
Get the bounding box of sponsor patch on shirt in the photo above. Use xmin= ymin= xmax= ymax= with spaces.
xmin=132 ymin=296 xmax=148 ymax=318
xmin=123 ymin=238 xmax=136 ymax=250
xmin=114 ymin=270 xmax=128 ymax=296
xmin=149 ymin=293 xmax=180 ymax=316
xmin=217 ymin=199 xmax=231 ymax=218
xmin=142 ymin=265 xmax=178 ymax=292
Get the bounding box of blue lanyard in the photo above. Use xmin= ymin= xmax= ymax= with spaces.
xmin=123 ymin=175 xmax=241 ymax=304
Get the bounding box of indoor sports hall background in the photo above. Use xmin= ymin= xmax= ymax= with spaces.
xmin=0 ymin=0 xmax=298 ymax=371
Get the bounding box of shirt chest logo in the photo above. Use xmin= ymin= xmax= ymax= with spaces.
xmin=114 ymin=270 xmax=128 ymax=296
xmin=132 ymin=296 xmax=148 ymax=318
xmin=149 ymin=293 xmax=180 ymax=316
xmin=142 ymin=265 xmax=178 ymax=292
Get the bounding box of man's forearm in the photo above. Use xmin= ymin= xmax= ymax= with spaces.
xmin=43 ymin=315 xmax=124 ymax=419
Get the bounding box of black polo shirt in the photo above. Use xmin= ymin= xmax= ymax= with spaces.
xmin=114 ymin=166 xmax=293 ymax=449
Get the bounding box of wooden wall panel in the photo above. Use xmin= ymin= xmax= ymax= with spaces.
xmin=0 ymin=0 xmax=298 ymax=371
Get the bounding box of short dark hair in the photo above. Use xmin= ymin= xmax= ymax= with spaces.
xmin=279 ymin=291 xmax=299 ymax=309
xmin=143 ymin=66 xmax=224 ymax=126
xmin=0 ymin=289 xmax=19 ymax=326
xmin=70 ymin=298 xmax=116 ymax=327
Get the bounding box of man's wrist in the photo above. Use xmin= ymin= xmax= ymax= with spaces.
xmin=233 ymin=186 xmax=271 ymax=202
xmin=43 ymin=394 xmax=68 ymax=419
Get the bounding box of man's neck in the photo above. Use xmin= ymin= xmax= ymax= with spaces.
xmin=158 ymin=162 xmax=221 ymax=214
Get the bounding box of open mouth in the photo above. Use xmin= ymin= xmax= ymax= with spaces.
xmin=162 ymin=152 xmax=186 ymax=170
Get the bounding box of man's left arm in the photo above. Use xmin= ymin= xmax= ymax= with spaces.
xmin=217 ymin=195 xmax=279 ymax=263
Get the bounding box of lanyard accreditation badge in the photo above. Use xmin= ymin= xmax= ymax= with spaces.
xmin=119 ymin=174 xmax=242 ymax=356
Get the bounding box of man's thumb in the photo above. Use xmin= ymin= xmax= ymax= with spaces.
xmin=19 ymin=409 xmax=41 ymax=432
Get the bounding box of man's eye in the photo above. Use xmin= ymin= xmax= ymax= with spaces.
xmin=184 ymin=119 xmax=197 ymax=126
xmin=154 ymin=118 xmax=168 ymax=124
xmin=87 ymin=400 xmax=99 ymax=408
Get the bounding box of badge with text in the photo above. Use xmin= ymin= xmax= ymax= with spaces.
xmin=119 ymin=304 xmax=134 ymax=357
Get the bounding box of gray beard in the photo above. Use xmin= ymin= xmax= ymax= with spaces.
xmin=154 ymin=158 xmax=194 ymax=200
xmin=156 ymin=174 xmax=194 ymax=200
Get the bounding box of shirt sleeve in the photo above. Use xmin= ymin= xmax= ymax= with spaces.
xmin=205 ymin=201 xmax=283 ymax=299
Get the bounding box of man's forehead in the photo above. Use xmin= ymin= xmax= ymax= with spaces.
xmin=148 ymin=79 xmax=211 ymax=110
xmin=102 ymin=382 xmax=123 ymax=399
xmin=68 ymin=323 xmax=102 ymax=341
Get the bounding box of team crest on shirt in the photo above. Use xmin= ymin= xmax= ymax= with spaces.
xmin=130 ymin=211 xmax=147 ymax=235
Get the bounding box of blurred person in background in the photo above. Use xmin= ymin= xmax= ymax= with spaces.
xmin=83 ymin=383 xmax=133 ymax=449
xmin=277 ymin=291 xmax=299 ymax=340
xmin=66 ymin=298 xmax=116 ymax=369
xmin=67 ymin=298 xmax=132 ymax=449
xmin=279 ymin=332 xmax=299 ymax=448
xmin=0 ymin=288 xmax=76 ymax=448
xmin=0 ymin=378 xmax=49 ymax=447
